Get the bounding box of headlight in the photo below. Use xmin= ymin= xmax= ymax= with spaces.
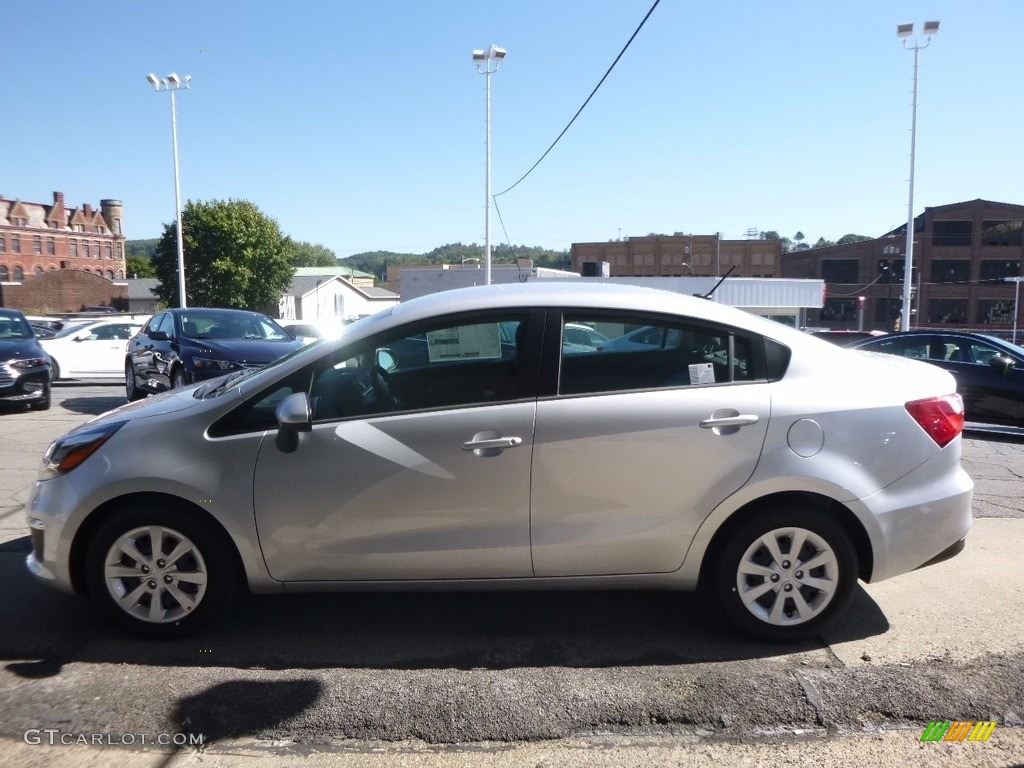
xmin=192 ymin=356 xmax=236 ymax=371
xmin=40 ymin=421 xmax=125 ymax=480
xmin=9 ymin=357 xmax=49 ymax=370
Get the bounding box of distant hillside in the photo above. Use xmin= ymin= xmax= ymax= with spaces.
xmin=343 ymin=243 xmax=570 ymax=277
xmin=126 ymin=239 xmax=160 ymax=259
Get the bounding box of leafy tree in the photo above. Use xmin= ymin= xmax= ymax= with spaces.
xmin=287 ymin=239 xmax=338 ymax=267
xmin=126 ymin=238 xmax=160 ymax=259
xmin=126 ymin=253 xmax=155 ymax=278
xmin=837 ymin=234 xmax=871 ymax=245
xmin=813 ymin=237 xmax=836 ymax=249
xmin=759 ymin=230 xmax=793 ymax=252
xmin=152 ymin=199 xmax=295 ymax=310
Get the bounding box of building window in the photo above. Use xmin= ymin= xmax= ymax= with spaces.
xmin=34 ymin=265 xmax=44 ymax=275
xmin=11 ymin=236 xmax=20 ymax=254
xmin=75 ymin=224 xmax=85 ymax=232
xmin=105 ymin=269 xmax=114 ymax=279
xmin=97 ymin=225 xmax=106 ymax=234
xmin=877 ymin=259 xmax=905 ymax=282
xmin=117 ymin=243 xmax=123 ymax=258
xmin=104 ymin=244 xmax=112 ymax=259
xmin=982 ymin=220 xmax=1022 ymax=247
xmin=0 ymin=234 xmax=5 ymax=253
xmin=932 ymin=221 xmax=972 ymax=247
xmin=69 ymin=240 xmax=78 ymax=258
xmin=978 ymin=300 xmax=1014 ymax=325
xmin=821 ymin=260 xmax=859 ymax=283
xmin=931 ymin=260 xmax=971 ymax=284
xmin=980 ymin=260 xmax=1020 ymax=282
xmin=928 ymin=299 xmax=967 ymax=324
xmin=115 ymin=218 xmax=122 ymax=235
xmin=820 ymin=297 xmax=857 ymax=323
xmin=0 ymin=265 xmax=7 ymax=280
xmin=93 ymin=242 xmax=100 ymax=258
xmin=33 ymin=236 xmax=42 ymax=254
xmin=46 ymin=237 xmax=55 ymax=256
xmin=12 ymin=266 xmax=23 ymax=280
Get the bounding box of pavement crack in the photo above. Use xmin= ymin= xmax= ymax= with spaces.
xmin=792 ymin=670 xmax=831 ymax=730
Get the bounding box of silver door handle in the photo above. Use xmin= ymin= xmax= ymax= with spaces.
xmin=460 ymin=436 xmax=523 ymax=451
xmin=699 ymin=414 xmax=759 ymax=429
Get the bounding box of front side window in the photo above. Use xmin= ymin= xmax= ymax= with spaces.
xmin=558 ymin=314 xmax=753 ymax=396
xmin=310 ymin=313 xmax=530 ymax=421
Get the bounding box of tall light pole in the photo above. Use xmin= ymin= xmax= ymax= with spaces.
xmin=472 ymin=44 xmax=506 ymax=286
xmin=897 ymin=21 xmax=939 ymax=331
xmin=147 ymin=72 xmax=191 ymax=307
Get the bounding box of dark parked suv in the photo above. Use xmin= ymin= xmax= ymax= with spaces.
xmin=0 ymin=308 xmax=51 ymax=411
xmin=125 ymin=308 xmax=303 ymax=399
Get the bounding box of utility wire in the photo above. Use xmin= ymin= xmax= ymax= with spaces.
xmin=494 ymin=0 xmax=662 ymax=199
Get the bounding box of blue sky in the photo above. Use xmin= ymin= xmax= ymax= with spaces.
xmin=4 ymin=1 xmax=1021 ymax=258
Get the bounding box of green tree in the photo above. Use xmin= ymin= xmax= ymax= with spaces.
xmin=288 ymin=239 xmax=338 ymax=267
xmin=153 ymin=199 xmax=295 ymax=310
xmin=126 ymin=253 xmax=156 ymax=278
xmin=837 ymin=233 xmax=871 ymax=245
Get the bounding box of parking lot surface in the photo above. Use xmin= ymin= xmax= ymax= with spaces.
xmin=0 ymin=384 xmax=1021 ymax=767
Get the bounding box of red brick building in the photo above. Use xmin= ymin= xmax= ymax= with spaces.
xmin=0 ymin=191 xmax=127 ymax=287
xmin=570 ymin=234 xmax=782 ymax=279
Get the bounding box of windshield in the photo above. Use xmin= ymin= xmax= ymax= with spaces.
xmin=51 ymin=321 xmax=91 ymax=339
xmin=0 ymin=313 xmax=34 ymax=340
xmin=180 ymin=311 xmax=292 ymax=341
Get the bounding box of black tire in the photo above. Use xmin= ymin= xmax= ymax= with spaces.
xmin=84 ymin=502 xmax=238 ymax=638
xmin=171 ymin=367 xmax=187 ymax=389
xmin=30 ymin=383 xmax=51 ymax=411
xmin=709 ymin=506 xmax=858 ymax=642
xmin=125 ymin=360 xmax=144 ymax=401
xmin=49 ymin=358 xmax=60 ymax=383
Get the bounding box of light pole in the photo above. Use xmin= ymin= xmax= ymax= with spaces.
xmin=147 ymin=72 xmax=191 ymax=307
xmin=1007 ymin=277 xmax=1023 ymax=345
xmin=472 ymin=44 xmax=506 ymax=286
xmin=897 ymin=21 xmax=939 ymax=331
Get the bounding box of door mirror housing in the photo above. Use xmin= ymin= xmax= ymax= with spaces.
xmin=148 ymin=330 xmax=169 ymax=342
xmin=989 ymin=354 xmax=1015 ymax=374
xmin=275 ymin=391 xmax=312 ymax=453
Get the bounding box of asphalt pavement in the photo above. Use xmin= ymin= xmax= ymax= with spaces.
xmin=0 ymin=383 xmax=1021 ymax=767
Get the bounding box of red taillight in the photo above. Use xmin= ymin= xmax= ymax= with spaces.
xmin=905 ymin=394 xmax=964 ymax=447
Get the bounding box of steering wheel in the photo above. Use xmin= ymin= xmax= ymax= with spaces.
xmin=370 ymin=364 xmax=395 ymax=408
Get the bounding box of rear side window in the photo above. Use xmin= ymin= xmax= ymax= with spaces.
xmin=558 ymin=314 xmax=753 ymax=396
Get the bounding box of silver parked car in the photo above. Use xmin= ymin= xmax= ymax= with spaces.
xmin=25 ymin=283 xmax=973 ymax=640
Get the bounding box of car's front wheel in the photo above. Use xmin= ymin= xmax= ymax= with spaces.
xmin=171 ymin=367 xmax=187 ymax=389
xmin=85 ymin=503 xmax=238 ymax=638
xmin=710 ymin=507 xmax=857 ymax=642
xmin=125 ymin=361 xmax=144 ymax=401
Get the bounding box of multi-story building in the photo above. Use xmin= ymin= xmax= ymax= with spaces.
xmin=781 ymin=199 xmax=1023 ymax=333
xmin=0 ymin=191 xmax=127 ymax=283
xmin=570 ymin=234 xmax=783 ymax=279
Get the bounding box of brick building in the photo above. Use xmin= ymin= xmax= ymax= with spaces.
xmin=570 ymin=234 xmax=783 ymax=279
xmin=0 ymin=191 xmax=127 ymax=287
xmin=781 ymin=199 xmax=1024 ymax=333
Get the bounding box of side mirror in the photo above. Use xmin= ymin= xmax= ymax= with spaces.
xmin=376 ymin=348 xmax=397 ymax=371
xmin=989 ymin=355 xmax=1015 ymax=374
xmin=148 ymin=330 xmax=169 ymax=341
xmin=275 ymin=391 xmax=311 ymax=453
xmin=73 ymin=331 xmax=91 ymax=342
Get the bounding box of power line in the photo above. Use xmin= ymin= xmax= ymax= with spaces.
xmin=494 ymin=0 xmax=662 ymax=199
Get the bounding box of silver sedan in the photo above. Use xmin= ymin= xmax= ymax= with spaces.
xmin=25 ymin=282 xmax=972 ymax=641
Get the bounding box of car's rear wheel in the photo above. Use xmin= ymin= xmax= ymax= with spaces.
xmin=171 ymin=367 xmax=187 ymax=389
xmin=711 ymin=507 xmax=857 ymax=642
xmin=125 ymin=361 xmax=143 ymax=401
xmin=85 ymin=504 xmax=238 ymax=638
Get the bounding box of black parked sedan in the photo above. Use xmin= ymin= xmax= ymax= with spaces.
xmin=125 ymin=308 xmax=303 ymax=400
xmin=0 ymin=308 xmax=51 ymax=411
xmin=852 ymin=330 xmax=1024 ymax=428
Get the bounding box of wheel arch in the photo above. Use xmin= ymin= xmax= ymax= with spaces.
xmin=68 ymin=491 xmax=247 ymax=597
xmin=696 ymin=491 xmax=874 ymax=590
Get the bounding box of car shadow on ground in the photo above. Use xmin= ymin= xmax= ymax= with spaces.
xmin=0 ymin=536 xmax=889 ymax=676
xmin=57 ymin=394 xmax=127 ymax=416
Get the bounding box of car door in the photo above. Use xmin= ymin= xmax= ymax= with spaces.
xmin=65 ymin=322 xmax=141 ymax=378
xmin=251 ymin=311 xmax=541 ymax=582
xmin=933 ymin=335 xmax=1024 ymax=426
xmin=530 ymin=312 xmax=771 ymax=577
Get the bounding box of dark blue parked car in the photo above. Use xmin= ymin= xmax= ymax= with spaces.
xmin=0 ymin=308 xmax=51 ymax=411
xmin=125 ymin=308 xmax=303 ymax=400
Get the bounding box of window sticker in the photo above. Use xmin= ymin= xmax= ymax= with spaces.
xmin=688 ymin=362 xmax=716 ymax=384
xmin=427 ymin=324 xmax=502 ymax=362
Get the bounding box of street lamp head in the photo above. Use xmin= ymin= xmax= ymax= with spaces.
xmin=923 ymin=20 xmax=940 ymax=36
xmin=897 ymin=23 xmax=914 ymax=38
xmin=488 ymin=45 xmax=506 ymax=60
xmin=472 ymin=49 xmax=486 ymax=61
xmin=167 ymin=73 xmax=181 ymax=86
xmin=146 ymin=73 xmax=160 ymax=88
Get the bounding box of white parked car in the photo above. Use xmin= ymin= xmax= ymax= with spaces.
xmin=25 ymin=283 xmax=972 ymax=640
xmin=40 ymin=316 xmax=149 ymax=382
